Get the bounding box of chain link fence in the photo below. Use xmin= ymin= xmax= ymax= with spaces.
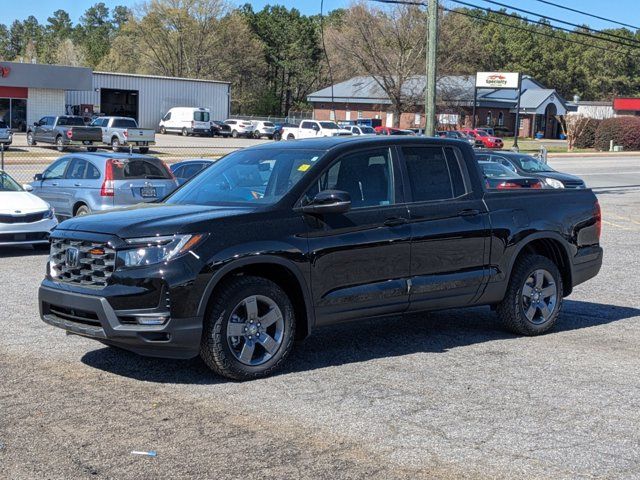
xmin=0 ymin=143 xmax=245 ymax=184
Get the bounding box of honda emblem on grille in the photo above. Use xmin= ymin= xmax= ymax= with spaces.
xmin=66 ymin=247 xmax=80 ymax=268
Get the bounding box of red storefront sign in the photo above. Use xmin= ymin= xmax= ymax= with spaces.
xmin=0 ymin=86 xmax=28 ymax=98
xmin=613 ymin=97 xmax=640 ymax=111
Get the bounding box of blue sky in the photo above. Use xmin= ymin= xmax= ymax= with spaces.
xmin=3 ymin=0 xmax=640 ymax=31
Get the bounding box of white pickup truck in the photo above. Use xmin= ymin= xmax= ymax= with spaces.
xmin=281 ymin=120 xmax=352 ymax=140
xmin=90 ymin=116 xmax=156 ymax=153
xmin=0 ymin=121 xmax=12 ymax=149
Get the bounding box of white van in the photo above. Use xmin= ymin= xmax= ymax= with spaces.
xmin=158 ymin=107 xmax=211 ymax=136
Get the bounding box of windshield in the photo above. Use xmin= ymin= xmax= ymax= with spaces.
xmin=0 ymin=171 xmax=22 ymax=191
xmin=475 ymin=130 xmax=488 ymax=137
xmin=57 ymin=117 xmax=85 ymax=126
xmin=319 ymin=122 xmax=339 ymax=129
xmin=166 ymin=148 xmax=325 ymax=206
xmin=511 ymin=155 xmax=555 ymax=173
xmin=480 ymin=162 xmax=517 ymax=178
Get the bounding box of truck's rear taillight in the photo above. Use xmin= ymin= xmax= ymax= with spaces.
xmin=594 ymin=200 xmax=602 ymax=240
xmin=66 ymin=129 xmax=73 ymax=139
xmin=101 ymin=159 xmax=115 ymax=197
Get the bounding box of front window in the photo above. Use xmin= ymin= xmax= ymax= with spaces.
xmin=0 ymin=171 xmax=21 ymax=191
xmin=511 ymin=155 xmax=555 ymax=173
xmin=166 ymin=148 xmax=325 ymax=206
xmin=319 ymin=121 xmax=339 ymax=129
xmin=475 ymin=130 xmax=488 ymax=137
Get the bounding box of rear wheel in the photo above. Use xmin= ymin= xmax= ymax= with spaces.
xmin=75 ymin=204 xmax=91 ymax=217
xmin=287 ymin=133 xmax=295 ymax=140
xmin=27 ymin=132 xmax=36 ymax=146
xmin=496 ymin=254 xmax=563 ymax=335
xmin=182 ymin=127 xmax=189 ymax=137
xmin=111 ymin=137 xmax=121 ymax=152
xmin=200 ymin=276 xmax=295 ymax=381
xmin=55 ymin=136 xmax=65 ymax=152
xmin=231 ymin=129 xmax=239 ymax=138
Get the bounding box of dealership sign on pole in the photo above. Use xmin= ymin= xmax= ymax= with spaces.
xmin=475 ymin=72 xmax=520 ymax=89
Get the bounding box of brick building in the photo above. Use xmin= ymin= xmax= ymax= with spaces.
xmin=307 ymin=75 xmax=568 ymax=139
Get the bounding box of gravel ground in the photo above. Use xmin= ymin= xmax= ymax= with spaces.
xmin=1 ymin=156 xmax=639 ymax=479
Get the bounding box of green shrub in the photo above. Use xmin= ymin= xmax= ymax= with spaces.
xmin=574 ymin=118 xmax=601 ymax=149
xmin=594 ymin=116 xmax=640 ymax=151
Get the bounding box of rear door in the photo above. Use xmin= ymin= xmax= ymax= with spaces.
xmin=399 ymin=145 xmax=490 ymax=311
xmin=303 ymin=147 xmax=412 ymax=324
xmin=60 ymin=157 xmax=88 ymax=215
xmin=112 ymin=157 xmax=177 ymax=206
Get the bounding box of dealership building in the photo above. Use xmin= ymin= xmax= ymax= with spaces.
xmin=0 ymin=61 xmax=230 ymax=131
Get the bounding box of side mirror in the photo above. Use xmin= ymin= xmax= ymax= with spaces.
xmin=299 ymin=190 xmax=351 ymax=215
xmin=23 ymin=183 xmax=33 ymax=192
xmin=33 ymin=173 xmax=43 ymax=181
xmin=33 ymin=121 xmax=40 ymax=127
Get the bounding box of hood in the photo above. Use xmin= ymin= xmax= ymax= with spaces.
xmin=56 ymin=203 xmax=258 ymax=238
xmin=0 ymin=191 xmax=50 ymax=214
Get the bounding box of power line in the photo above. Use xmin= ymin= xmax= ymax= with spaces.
xmin=477 ymin=0 xmax=640 ymax=48
xmin=533 ymin=0 xmax=640 ymax=31
xmin=369 ymin=0 xmax=630 ymax=54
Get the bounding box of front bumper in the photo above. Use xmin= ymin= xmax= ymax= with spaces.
xmin=39 ymin=285 xmax=202 ymax=359
xmin=0 ymin=217 xmax=57 ymax=245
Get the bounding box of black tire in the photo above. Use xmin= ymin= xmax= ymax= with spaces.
xmin=273 ymin=132 xmax=281 ymax=141
xmin=182 ymin=127 xmax=189 ymax=137
xmin=253 ymin=131 xmax=262 ymax=139
xmin=27 ymin=132 xmax=36 ymax=146
xmin=287 ymin=133 xmax=295 ymax=140
xmin=111 ymin=137 xmax=121 ymax=152
xmin=160 ymin=126 xmax=166 ymax=135
xmin=55 ymin=136 xmax=65 ymax=152
xmin=496 ymin=254 xmax=563 ymax=336
xmin=139 ymin=147 xmax=149 ymax=154
xmin=231 ymin=129 xmax=239 ymax=138
xmin=200 ymin=276 xmax=296 ymax=381
xmin=75 ymin=204 xmax=91 ymax=217
xmin=87 ymin=146 xmax=97 ymax=152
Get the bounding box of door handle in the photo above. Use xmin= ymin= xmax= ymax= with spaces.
xmin=74 ymin=183 xmax=81 ymax=187
xmin=384 ymin=217 xmax=408 ymax=227
xmin=52 ymin=182 xmax=59 ymax=186
xmin=458 ymin=209 xmax=480 ymax=217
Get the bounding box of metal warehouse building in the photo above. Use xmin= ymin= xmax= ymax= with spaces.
xmin=0 ymin=61 xmax=230 ymax=130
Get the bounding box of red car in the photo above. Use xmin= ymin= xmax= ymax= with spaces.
xmin=461 ymin=128 xmax=504 ymax=149
xmin=374 ymin=126 xmax=415 ymax=136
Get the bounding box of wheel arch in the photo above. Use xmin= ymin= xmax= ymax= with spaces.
xmin=197 ymin=256 xmax=315 ymax=341
xmin=508 ymin=233 xmax=573 ymax=296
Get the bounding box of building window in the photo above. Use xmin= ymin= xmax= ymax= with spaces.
xmin=486 ymin=111 xmax=493 ymax=126
xmin=345 ymin=110 xmax=351 ymax=121
xmin=329 ymin=110 xmax=335 ymax=121
xmin=498 ymin=112 xmax=504 ymax=126
xmin=414 ymin=113 xmax=421 ymax=125
xmin=357 ymin=111 xmax=363 ymax=119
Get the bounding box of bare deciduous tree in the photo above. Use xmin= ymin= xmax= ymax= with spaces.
xmin=327 ymin=2 xmax=427 ymax=127
xmin=564 ymin=113 xmax=591 ymax=151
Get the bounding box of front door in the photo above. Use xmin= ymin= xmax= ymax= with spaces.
xmin=399 ymin=145 xmax=489 ymax=311
xmin=33 ymin=157 xmax=71 ymax=214
xmin=303 ymin=147 xmax=411 ymax=325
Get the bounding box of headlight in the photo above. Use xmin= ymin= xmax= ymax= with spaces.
xmin=117 ymin=234 xmax=208 ymax=267
xmin=44 ymin=207 xmax=55 ymax=219
xmin=544 ymin=178 xmax=565 ymax=189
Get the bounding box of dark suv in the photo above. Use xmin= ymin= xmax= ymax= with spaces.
xmin=39 ymin=137 xmax=602 ymax=380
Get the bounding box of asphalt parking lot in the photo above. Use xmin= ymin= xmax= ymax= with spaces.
xmin=1 ymin=155 xmax=639 ymax=479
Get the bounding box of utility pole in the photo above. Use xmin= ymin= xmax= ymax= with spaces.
xmin=425 ymin=0 xmax=439 ymax=137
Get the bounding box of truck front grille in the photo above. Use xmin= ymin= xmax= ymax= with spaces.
xmin=50 ymin=239 xmax=116 ymax=287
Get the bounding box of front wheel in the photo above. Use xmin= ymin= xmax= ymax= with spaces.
xmin=496 ymin=254 xmax=563 ymax=335
xmin=27 ymin=132 xmax=36 ymax=146
xmin=231 ymin=129 xmax=239 ymax=138
xmin=200 ymin=276 xmax=295 ymax=381
xmin=159 ymin=126 xmax=166 ymax=135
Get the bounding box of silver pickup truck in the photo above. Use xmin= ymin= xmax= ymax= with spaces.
xmin=0 ymin=121 xmax=12 ymax=149
xmin=90 ymin=116 xmax=156 ymax=153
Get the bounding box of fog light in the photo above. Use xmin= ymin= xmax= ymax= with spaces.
xmin=135 ymin=314 xmax=169 ymax=326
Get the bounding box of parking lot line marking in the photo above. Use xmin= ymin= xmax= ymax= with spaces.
xmin=606 ymin=213 xmax=640 ymax=226
xmin=602 ymin=220 xmax=636 ymax=231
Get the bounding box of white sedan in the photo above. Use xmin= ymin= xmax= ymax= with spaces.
xmin=0 ymin=170 xmax=57 ymax=248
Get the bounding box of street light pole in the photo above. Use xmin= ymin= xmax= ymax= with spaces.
xmin=425 ymin=0 xmax=439 ymax=137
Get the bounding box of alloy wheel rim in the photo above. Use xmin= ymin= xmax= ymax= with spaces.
xmin=226 ymin=295 xmax=284 ymax=366
xmin=521 ymin=268 xmax=557 ymax=325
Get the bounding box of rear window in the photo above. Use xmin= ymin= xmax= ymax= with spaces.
xmin=57 ymin=117 xmax=85 ymax=126
xmin=112 ymin=158 xmax=172 ymax=180
xmin=194 ymin=111 xmax=210 ymax=122
xmin=113 ymin=118 xmax=138 ymax=129
xmin=263 ymin=122 xmax=275 ymax=127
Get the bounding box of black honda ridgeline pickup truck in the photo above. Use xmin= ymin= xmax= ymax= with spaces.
xmin=39 ymin=137 xmax=603 ymax=380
